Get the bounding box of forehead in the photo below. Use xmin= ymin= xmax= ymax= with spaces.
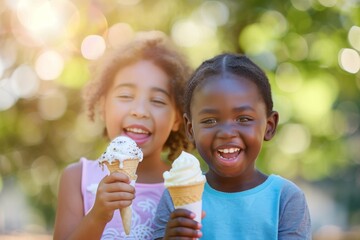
xmin=113 ymin=60 xmax=170 ymax=89
xmin=191 ymin=74 xmax=264 ymax=111
xmin=195 ymin=73 xmax=261 ymax=98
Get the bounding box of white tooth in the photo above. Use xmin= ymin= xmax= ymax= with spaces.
xmin=218 ymin=148 xmax=240 ymax=154
xmin=127 ymin=128 xmax=148 ymax=134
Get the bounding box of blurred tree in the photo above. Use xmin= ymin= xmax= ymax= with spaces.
xmin=0 ymin=0 xmax=359 ymax=236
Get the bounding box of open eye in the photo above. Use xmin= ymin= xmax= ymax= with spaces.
xmin=236 ymin=116 xmax=252 ymax=123
xmin=201 ymin=118 xmax=217 ymax=126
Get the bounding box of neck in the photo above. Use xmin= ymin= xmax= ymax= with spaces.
xmin=136 ymin=155 xmax=170 ymax=183
xmin=206 ymin=169 xmax=267 ymax=193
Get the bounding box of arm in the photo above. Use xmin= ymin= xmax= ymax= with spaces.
xmin=278 ymin=183 xmax=312 ymax=240
xmin=53 ymin=162 xmax=135 ymax=240
xmin=153 ymin=190 xmax=202 ymax=240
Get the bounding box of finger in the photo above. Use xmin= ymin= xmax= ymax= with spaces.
xmin=95 ymin=191 xmax=134 ymax=209
xmin=201 ymin=210 xmax=206 ymax=219
xmin=166 ymin=226 xmax=202 ymax=239
xmin=103 ymin=182 xmax=135 ymax=194
xmin=168 ymin=216 xmax=201 ymax=229
xmin=168 ymin=209 xmax=202 ymax=230
xmin=170 ymin=208 xmax=196 ymax=220
xmin=95 ymin=188 xmax=134 ymax=206
xmin=106 ymin=191 xmax=135 ymax=202
xmin=107 ymin=200 xmax=134 ymax=209
xmin=96 ymin=198 xmax=133 ymax=211
xmin=104 ymin=172 xmax=130 ymax=183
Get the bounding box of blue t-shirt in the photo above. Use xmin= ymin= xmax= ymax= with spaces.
xmin=153 ymin=174 xmax=311 ymax=240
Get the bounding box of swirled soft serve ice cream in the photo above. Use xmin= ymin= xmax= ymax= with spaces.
xmin=163 ymin=151 xmax=206 ymax=223
xmin=98 ymin=136 xmax=143 ymax=235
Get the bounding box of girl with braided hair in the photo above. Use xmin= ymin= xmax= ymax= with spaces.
xmin=153 ymin=53 xmax=311 ymax=240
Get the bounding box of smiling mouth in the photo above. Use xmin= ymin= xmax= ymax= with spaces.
xmin=125 ymin=127 xmax=150 ymax=135
xmin=217 ymin=148 xmax=240 ymax=160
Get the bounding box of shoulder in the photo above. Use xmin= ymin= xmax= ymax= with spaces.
xmin=58 ymin=161 xmax=84 ymax=194
xmin=268 ymin=175 xmax=309 ymax=212
xmin=61 ymin=161 xmax=82 ymax=179
xmin=272 ymin=175 xmax=310 ymax=219
xmin=60 ymin=158 xmax=99 ymax=179
xmin=271 ymin=175 xmax=305 ymax=197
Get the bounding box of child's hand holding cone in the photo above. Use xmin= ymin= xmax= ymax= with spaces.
xmin=163 ymin=151 xmax=206 ymax=223
xmin=98 ymin=136 xmax=143 ymax=235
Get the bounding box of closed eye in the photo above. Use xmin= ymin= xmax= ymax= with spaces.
xmin=117 ymin=94 xmax=133 ymax=100
xmin=150 ymin=97 xmax=168 ymax=106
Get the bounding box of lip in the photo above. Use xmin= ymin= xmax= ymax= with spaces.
xmin=123 ymin=124 xmax=151 ymax=145
xmin=215 ymin=144 xmax=242 ymax=165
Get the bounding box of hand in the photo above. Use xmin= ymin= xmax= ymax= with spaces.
xmin=163 ymin=208 xmax=203 ymax=239
xmin=89 ymin=172 xmax=135 ymax=223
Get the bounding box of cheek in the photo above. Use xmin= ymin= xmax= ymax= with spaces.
xmin=156 ymin=108 xmax=177 ymax=128
xmin=192 ymin=127 xmax=212 ymax=148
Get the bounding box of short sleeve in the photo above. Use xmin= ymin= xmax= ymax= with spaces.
xmin=278 ymin=181 xmax=312 ymax=240
xmin=153 ymin=189 xmax=175 ymax=239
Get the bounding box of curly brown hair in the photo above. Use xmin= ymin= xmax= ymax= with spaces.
xmin=83 ymin=31 xmax=193 ymax=160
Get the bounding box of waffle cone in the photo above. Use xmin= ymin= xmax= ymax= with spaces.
xmin=102 ymin=159 xmax=140 ymax=235
xmin=103 ymin=159 xmax=139 ymax=181
xmin=167 ymin=180 xmax=205 ymax=207
xmin=120 ymin=205 xmax=132 ymax=235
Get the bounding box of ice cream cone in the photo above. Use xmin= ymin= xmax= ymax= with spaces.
xmin=103 ymin=159 xmax=139 ymax=181
xmin=167 ymin=180 xmax=206 ymax=223
xmin=103 ymin=159 xmax=140 ymax=235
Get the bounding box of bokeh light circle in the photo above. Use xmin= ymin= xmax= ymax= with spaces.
xmin=11 ymin=64 xmax=40 ymax=98
xmin=37 ymin=91 xmax=67 ymax=120
xmin=277 ymin=123 xmax=311 ymax=154
xmin=348 ymin=26 xmax=360 ymax=51
xmin=200 ymin=1 xmax=229 ymax=27
xmin=338 ymin=48 xmax=360 ymax=74
xmin=0 ymin=80 xmax=18 ymax=111
xmin=81 ymin=35 xmax=106 ymax=60
xmin=35 ymin=50 xmax=64 ymax=80
xmin=107 ymin=23 xmax=134 ymax=49
xmin=171 ymin=20 xmax=203 ymax=47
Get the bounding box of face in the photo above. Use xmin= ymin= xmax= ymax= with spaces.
xmin=185 ymin=74 xmax=278 ymax=179
xmin=101 ymin=60 xmax=181 ymax=159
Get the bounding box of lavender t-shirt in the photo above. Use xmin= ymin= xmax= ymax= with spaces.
xmin=81 ymin=158 xmax=165 ymax=239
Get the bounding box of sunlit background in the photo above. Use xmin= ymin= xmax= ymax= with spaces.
xmin=0 ymin=0 xmax=359 ymax=239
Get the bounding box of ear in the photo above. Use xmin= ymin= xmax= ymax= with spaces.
xmin=183 ymin=113 xmax=195 ymax=143
xmin=171 ymin=111 xmax=182 ymax=132
xmin=264 ymin=111 xmax=279 ymax=141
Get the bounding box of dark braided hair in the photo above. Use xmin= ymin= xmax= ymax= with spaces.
xmin=83 ymin=31 xmax=193 ymax=160
xmin=184 ymin=53 xmax=274 ymax=118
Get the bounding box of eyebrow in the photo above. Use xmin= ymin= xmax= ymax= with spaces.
xmin=113 ymin=83 xmax=171 ymax=98
xmin=198 ymin=108 xmax=219 ymax=115
xmin=198 ymin=105 xmax=256 ymax=115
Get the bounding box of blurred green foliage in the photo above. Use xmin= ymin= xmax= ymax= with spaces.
xmin=0 ymin=0 xmax=359 ymax=236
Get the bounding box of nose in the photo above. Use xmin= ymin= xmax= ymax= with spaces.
xmin=216 ymin=122 xmax=238 ymax=139
xmin=130 ymin=100 xmax=150 ymax=119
